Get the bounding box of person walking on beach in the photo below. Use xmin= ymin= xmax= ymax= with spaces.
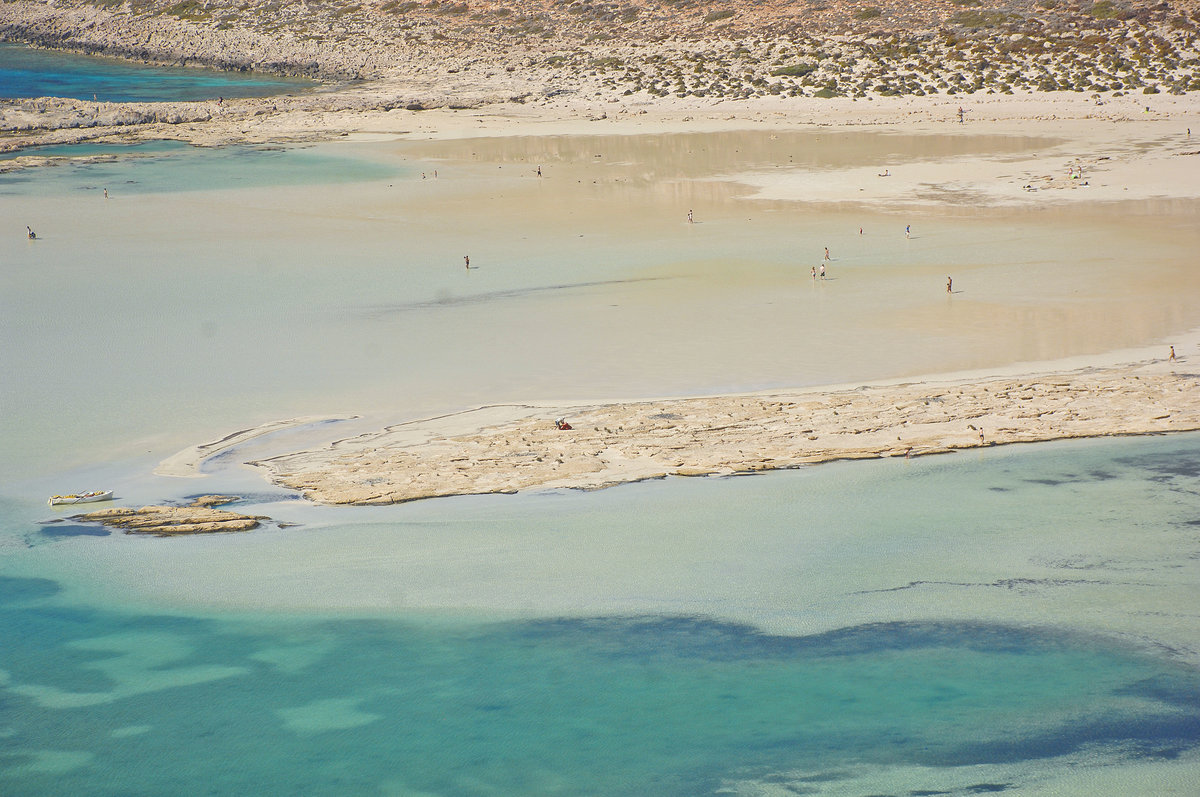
xmin=1170 ymin=346 xmax=1177 ymax=361
xmin=947 ymin=276 xmax=953 ymax=294
xmin=464 ymin=255 xmax=470 ymax=270
xmin=811 ymin=265 xmax=817 ymax=281
xmin=103 ymin=188 xmax=108 ymax=199
xmin=905 ymin=224 xmax=910 ymax=239
xmin=26 ymin=225 xmax=36 ymax=240
xmin=819 ymin=263 xmax=826 ymax=280
xmin=537 ymin=165 xmax=542 ymax=177
xmin=688 ymin=209 xmax=694 ymax=224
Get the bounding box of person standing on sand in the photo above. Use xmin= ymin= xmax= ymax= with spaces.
xmin=819 ymin=263 xmax=826 ymax=280
xmin=688 ymin=209 xmax=693 ymax=224
xmin=811 ymin=266 xmax=817 ymax=281
xmin=1170 ymin=346 xmax=1177 ymax=361
xmin=906 ymin=224 xmax=910 ymax=239
xmin=947 ymin=276 xmax=953 ymax=293
xmin=464 ymin=255 xmax=470 ymax=270
xmin=103 ymin=188 xmax=108 ymax=199
xmin=824 ymin=247 xmax=830 ymax=261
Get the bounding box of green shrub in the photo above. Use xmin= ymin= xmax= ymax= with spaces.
xmin=770 ymin=63 xmax=817 ymax=77
xmin=165 ymin=0 xmax=209 ymax=19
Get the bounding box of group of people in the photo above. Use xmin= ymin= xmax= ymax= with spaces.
xmin=804 ymin=229 xmax=952 ymax=294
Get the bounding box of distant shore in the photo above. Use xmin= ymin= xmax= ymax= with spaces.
xmin=4 ymin=0 xmax=1200 ymax=157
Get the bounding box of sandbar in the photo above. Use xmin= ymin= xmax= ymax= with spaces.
xmin=249 ymin=341 xmax=1199 ymax=505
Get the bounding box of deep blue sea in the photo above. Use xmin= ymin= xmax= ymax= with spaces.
xmin=0 ymin=42 xmax=313 ymax=102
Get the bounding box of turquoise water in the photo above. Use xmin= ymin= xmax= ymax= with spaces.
xmin=0 ymin=42 xmax=314 ymax=102
xmin=3 ymin=434 xmax=1200 ymax=795
xmin=0 ymin=139 xmax=190 ymax=162
xmin=0 ymin=140 xmax=398 ymax=194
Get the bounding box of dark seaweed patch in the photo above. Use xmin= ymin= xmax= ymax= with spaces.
xmin=38 ymin=524 xmax=110 ymax=538
xmin=1115 ymin=451 xmax=1200 ymax=480
xmin=0 ymin=575 xmax=60 ymax=602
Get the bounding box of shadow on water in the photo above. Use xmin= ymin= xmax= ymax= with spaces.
xmin=360 ymin=275 xmax=674 ymax=317
xmin=1 ymin=582 xmax=1198 ymax=796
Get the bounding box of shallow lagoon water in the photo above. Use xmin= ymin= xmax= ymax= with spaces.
xmin=5 ymin=434 xmax=1200 ymax=795
xmin=0 ymin=42 xmax=315 ymax=102
xmin=4 ymin=131 xmax=1199 ymax=481
xmin=3 ymin=130 xmax=1200 ymax=794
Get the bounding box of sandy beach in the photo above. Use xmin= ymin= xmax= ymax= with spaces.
xmin=4 ymin=0 xmax=1200 ymax=504
xmin=114 ymin=95 xmax=1198 ymax=506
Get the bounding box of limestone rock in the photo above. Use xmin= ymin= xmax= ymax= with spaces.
xmin=74 ymin=496 xmax=265 ymax=536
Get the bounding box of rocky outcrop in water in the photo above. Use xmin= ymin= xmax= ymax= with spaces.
xmin=73 ymin=495 xmax=265 ymax=536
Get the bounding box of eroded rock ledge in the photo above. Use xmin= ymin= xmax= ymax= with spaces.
xmin=251 ymin=363 xmax=1200 ymax=506
xmin=74 ymin=495 xmax=265 ymax=536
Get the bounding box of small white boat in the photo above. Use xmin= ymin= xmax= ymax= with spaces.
xmin=48 ymin=490 xmax=113 ymax=506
